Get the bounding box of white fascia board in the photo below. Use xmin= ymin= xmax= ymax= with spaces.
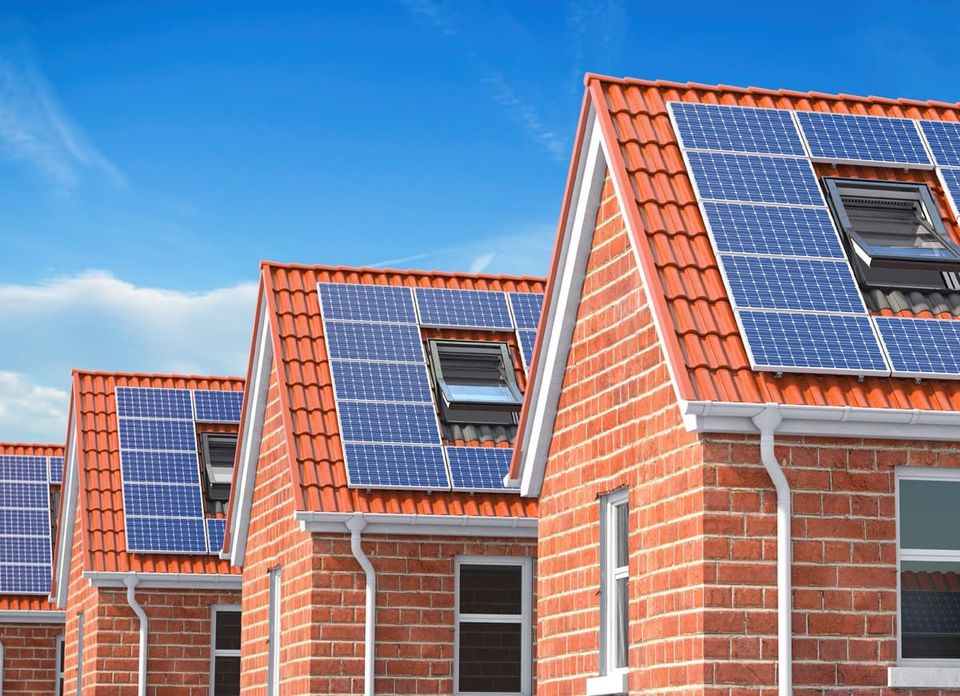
xmin=682 ymin=400 xmax=960 ymax=441
xmin=0 ymin=610 xmax=66 ymax=625
xmin=295 ymin=512 xmax=537 ymax=538
xmin=83 ymin=572 xmax=242 ymax=592
xmin=225 ymin=295 xmax=273 ymax=567
xmin=53 ymin=415 xmax=79 ymax=608
xmin=518 ymin=109 xmax=606 ymax=498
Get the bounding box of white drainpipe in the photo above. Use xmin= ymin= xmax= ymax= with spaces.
xmin=346 ymin=514 xmax=376 ymax=696
xmin=123 ymin=574 xmax=148 ymax=696
xmin=751 ymin=404 xmax=791 ymax=696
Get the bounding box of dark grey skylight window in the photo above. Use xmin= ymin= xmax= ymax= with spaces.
xmin=825 ymin=179 xmax=960 ymax=288
xmin=428 ymin=341 xmax=522 ymax=426
xmin=200 ymin=433 xmax=238 ymax=508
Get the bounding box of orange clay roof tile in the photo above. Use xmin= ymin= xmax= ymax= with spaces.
xmin=71 ymin=371 xmax=243 ymax=575
xmin=257 ymin=263 xmax=544 ymax=518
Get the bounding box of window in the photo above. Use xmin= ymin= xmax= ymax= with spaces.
xmin=55 ymin=635 xmax=64 ymax=696
xmin=210 ymin=606 xmax=240 ymax=696
xmin=50 ymin=489 xmax=61 ymax=542
xmin=824 ymin=178 xmax=960 ymax=289
xmin=897 ymin=470 xmax=960 ymax=661
xmin=600 ymin=490 xmax=629 ymax=676
xmin=199 ymin=433 xmax=238 ymax=510
xmin=75 ymin=611 xmax=83 ymax=696
xmin=267 ymin=567 xmax=281 ymax=696
xmin=455 ymin=556 xmax=532 ymax=695
xmin=428 ymin=341 xmax=522 ymax=425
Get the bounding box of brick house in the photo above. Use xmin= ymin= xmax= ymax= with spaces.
xmin=0 ymin=442 xmax=65 ymax=695
xmin=53 ymin=370 xmax=245 ymax=695
xmin=222 ymin=263 xmax=544 ymax=695
xmin=510 ymin=75 xmax=960 ymax=694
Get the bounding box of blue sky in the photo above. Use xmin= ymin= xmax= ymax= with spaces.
xmin=3 ymin=0 xmax=960 ymax=441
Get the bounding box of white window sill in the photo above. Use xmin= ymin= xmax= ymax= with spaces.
xmin=889 ymin=666 xmax=960 ymax=688
xmin=586 ymin=670 xmax=628 ymax=696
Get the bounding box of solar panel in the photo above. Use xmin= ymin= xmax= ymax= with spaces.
xmin=48 ymin=456 xmax=63 ymax=485
xmin=901 ymin=591 xmax=960 ymax=634
xmin=685 ymin=151 xmax=824 ymax=206
xmin=921 ymin=120 xmax=960 ymax=167
xmin=118 ymin=418 xmax=197 ymax=452
xmin=0 ymin=455 xmax=52 ymax=594
xmin=669 ymin=102 xmax=805 ymax=156
xmin=338 ymin=402 xmax=440 ymax=445
xmin=318 ymin=283 xmax=417 ymax=324
xmin=446 ymin=446 xmax=516 ymax=491
xmin=331 ymin=360 xmax=433 ymax=403
xmin=193 ymin=390 xmax=243 ymax=423
xmin=206 ymin=518 xmax=226 ymax=554
xmin=720 ymin=256 xmax=865 ymax=313
xmin=120 ymin=451 xmax=201 ymax=485
xmin=0 ymin=509 xmax=49 ymax=537
xmin=415 ymin=288 xmax=513 ymax=330
xmin=116 ymin=387 xmax=193 ymax=419
xmin=517 ymin=330 xmax=538 ymax=372
xmin=325 ymin=321 xmax=425 ymax=363
xmin=875 ymin=317 xmax=960 ymax=378
xmin=703 ymin=202 xmax=845 ymax=259
xmin=796 ymin=111 xmax=930 ymax=167
xmin=125 ymin=516 xmax=207 ymax=554
xmin=508 ymin=293 xmax=543 ymax=330
xmin=0 ymin=456 xmax=49 ymax=482
xmin=0 ymin=536 xmax=51 ymax=564
xmin=0 ymin=565 xmax=51 ymax=594
xmin=740 ymin=311 xmax=888 ymax=374
xmin=123 ymin=483 xmax=205 ymax=518
xmin=344 ymin=444 xmax=448 ymax=489
xmin=0 ymin=483 xmax=48 ymax=509
xmin=938 ymin=168 xmax=960 ymax=219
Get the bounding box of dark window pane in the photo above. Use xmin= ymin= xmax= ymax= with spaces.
xmin=615 ymin=577 xmax=628 ymax=668
xmin=460 ymin=565 xmax=522 ymax=615
xmin=214 ymin=655 xmax=241 ymax=696
xmin=458 ymin=622 xmax=521 ymax=693
xmin=900 ymin=480 xmax=960 ymax=551
xmin=215 ymin=611 xmax=241 ymax=651
xmin=615 ymin=502 xmax=628 ymax=568
xmin=901 ymin=561 xmax=960 ymax=659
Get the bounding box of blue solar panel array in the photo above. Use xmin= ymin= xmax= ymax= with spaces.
xmin=319 ymin=282 xmax=541 ymax=491
xmin=116 ymin=386 xmax=242 ymax=555
xmin=0 ymin=455 xmax=52 ymax=594
xmin=796 ymin=111 xmax=930 ymax=167
xmin=670 ymin=101 xmax=890 ymax=376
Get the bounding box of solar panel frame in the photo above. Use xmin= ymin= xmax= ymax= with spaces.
xmin=116 ymin=387 xmax=194 ymax=420
xmin=118 ymin=418 xmax=198 ymax=452
xmin=338 ymin=401 xmax=443 ymax=445
xmin=330 ymin=360 xmax=434 ymax=404
xmin=507 ymin=292 xmax=544 ymax=330
xmin=192 ymin=390 xmax=243 ymax=423
xmin=124 ymin=515 xmax=208 ymax=554
xmin=683 ymin=151 xmax=826 ymax=207
xmin=668 ymin=101 xmax=807 ymax=156
xmin=317 ymin=282 xmax=418 ymax=324
xmin=516 ymin=329 xmax=538 ymax=373
xmin=446 ymin=446 xmax=518 ymax=493
xmin=935 ymin=167 xmax=960 ymax=223
xmin=414 ymin=288 xmax=514 ymax=330
xmin=796 ymin=110 xmax=932 ymax=168
xmin=0 ymin=455 xmax=53 ymax=595
xmin=48 ymin=456 xmax=63 ymax=485
xmin=920 ymin=120 xmax=960 ymax=168
xmin=206 ymin=518 xmax=226 ymax=554
xmin=324 ymin=321 xmax=427 ymax=363
xmin=701 ymin=202 xmax=847 ymax=259
xmin=123 ymin=482 xmax=205 ymax=518
xmin=0 ymin=565 xmax=52 ymax=595
xmin=875 ymin=316 xmax=960 ymax=379
xmin=0 ymin=456 xmax=49 ymax=482
xmin=343 ymin=443 xmax=449 ymax=490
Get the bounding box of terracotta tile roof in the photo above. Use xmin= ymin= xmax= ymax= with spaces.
xmin=0 ymin=443 xmax=62 ymax=612
xmin=260 ymin=262 xmax=543 ymax=517
xmin=71 ymin=371 xmax=243 ymax=574
xmin=587 ymin=74 xmax=960 ymax=410
xmin=902 ymin=570 xmax=960 ymax=592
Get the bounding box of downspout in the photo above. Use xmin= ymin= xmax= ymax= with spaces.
xmin=123 ymin=574 xmax=148 ymax=696
xmin=346 ymin=515 xmax=375 ymax=696
xmin=751 ymin=404 xmax=791 ymax=696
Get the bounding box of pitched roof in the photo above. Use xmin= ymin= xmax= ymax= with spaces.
xmin=65 ymin=371 xmax=243 ymax=576
xmin=0 ymin=443 xmax=62 ymax=613
xmin=224 ymin=262 xmax=542 ymax=554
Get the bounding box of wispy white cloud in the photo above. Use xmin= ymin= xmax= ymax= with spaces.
xmin=0 ymin=55 xmax=123 ymax=191
xmin=469 ymin=252 xmax=495 ymax=274
xmin=0 ymin=271 xmax=257 ymax=441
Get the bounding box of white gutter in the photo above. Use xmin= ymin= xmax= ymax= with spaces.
xmin=295 ymin=512 xmax=536 ymax=538
xmin=751 ymin=404 xmax=791 ymax=696
xmin=84 ymin=572 xmax=241 ymax=591
xmin=123 ymin=575 xmax=148 ymax=696
xmin=346 ymin=515 xmax=375 ymax=696
xmin=0 ymin=610 xmax=65 ymax=624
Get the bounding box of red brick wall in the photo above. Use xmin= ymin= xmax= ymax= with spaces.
xmin=0 ymin=623 xmax=63 ymax=694
xmin=536 ymin=175 xmax=704 ymax=694
xmin=241 ymin=365 xmax=538 ymax=694
xmin=61 ymin=480 xmax=93 ymax=696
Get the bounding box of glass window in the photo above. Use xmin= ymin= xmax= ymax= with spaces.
xmin=55 ymin=635 xmax=64 ymax=696
xmin=601 ymin=490 xmax=629 ymax=674
xmin=455 ymin=558 xmax=532 ymax=695
xmin=267 ymin=568 xmax=281 ymax=696
xmin=428 ymin=341 xmax=523 ymax=426
xmin=211 ymin=608 xmax=241 ymax=696
xmin=898 ymin=474 xmax=960 ymax=660
xmin=200 ymin=433 xmax=238 ymax=510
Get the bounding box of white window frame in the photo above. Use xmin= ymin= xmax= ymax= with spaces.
xmin=209 ymin=604 xmax=241 ymax=696
xmin=75 ymin=611 xmax=83 ymax=696
xmin=54 ymin=635 xmax=64 ymax=696
xmin=266 ymin=567 xmax=281 ymax=696
xmin=454 ymin=555 xmax=533 ymax=696
xmin=588 ymin=489 xmax=629 ymax=696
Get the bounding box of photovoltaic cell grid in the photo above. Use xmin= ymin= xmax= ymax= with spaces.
xmin=921 ymin=120 xmax=960 ymax=168
xmin=901 ymin=591 xmax=960 ymax=634
xmin=331 ymin=361 xmax=433 ymax=403
xmin=508 ymin=292 xmax=543 ymax=330
xmin=0 ymin=455 xmax=51 ymax=595
xmin=415 ymin=288 xmax=514 ymax=330
xmin=938 ymin=168 xmax=960 ymax=220
xmin=343 ymin=444 xmax=449 ymax=489
xmin=875 ymin=317 xmax=960 ymax=378
xmin=48 ymin=456 xmax=63 ymax=485
xmin=517 ymin=330 xmax=538 ymax=372
xmin=446 ymin=446 xmax=514 ymax=491
xmin=669 ymin=102 xmax=806 ymax=156
xmin=720 ymin=256 xmax=866 ymax=313
xmin=685 ymin=151 xmax=823 ymax=206
xmin=206 ymin=518 xmax=226 ymax=554
xmin=702 ymin=203 xmax=845 ymax=259
xmin=796 ymin=111 xmax=930 ymax=167
xmin=318 ymin=283 xmax=417 ymax=324
xmin=115 ymin=386 xmax=242 ymax=555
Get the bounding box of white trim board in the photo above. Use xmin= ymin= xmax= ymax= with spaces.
xmin=0 ymin=610 xmax=65 ymax=624
xmin=53 ymin=412 xmax=79 ymax=608
xmin=295 ymin=512 xmax=537 ymax=538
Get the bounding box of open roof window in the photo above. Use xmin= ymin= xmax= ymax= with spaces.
xmin=428 ymin=340 xmax=522 ymax=426
xmin=825 ymin=178 xmax=960 ymax=289
xmin=199 ymin=432 xmax=237 ymax=512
